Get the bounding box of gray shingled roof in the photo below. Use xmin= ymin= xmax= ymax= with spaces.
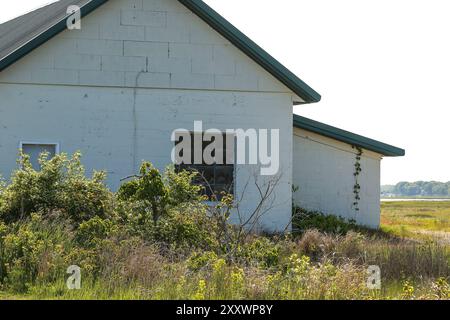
xmin=0 ymin=0 xmax=88 ymax=60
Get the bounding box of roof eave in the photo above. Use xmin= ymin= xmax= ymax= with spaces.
xmin=293 ymin=115 xmax=405 ymax=157
xmin=178 ymin=0 xmax=321 ymax=103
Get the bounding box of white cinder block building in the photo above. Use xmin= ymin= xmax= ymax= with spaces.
xmin=0 ymin=0 xmax=404 ymax=231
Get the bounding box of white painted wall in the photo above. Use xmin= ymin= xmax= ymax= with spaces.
xmin=293 ymin=127 xmax=382 ymax=228
xmin=0 ymin=0 xmax=296 ymax=232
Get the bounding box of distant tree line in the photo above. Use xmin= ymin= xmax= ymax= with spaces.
xmin=381 ymin=181 xmax=450 ymax=197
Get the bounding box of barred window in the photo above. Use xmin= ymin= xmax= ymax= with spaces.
xmin=174 ymin=132 xmax=234 ymax=200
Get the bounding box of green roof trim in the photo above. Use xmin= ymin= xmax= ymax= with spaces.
xmin=178 ymin=0 xmax=321 ymax=103
xmin=0 ymin=0 xmax=108 ymax=72
xmin=293 ymin=114 xmax=405 ymax=157
xmin=0 ymin=0 xmax=321 ymax=103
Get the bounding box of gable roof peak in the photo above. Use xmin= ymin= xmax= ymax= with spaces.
xmin=0 ymin=0 xmax=320 ymax=103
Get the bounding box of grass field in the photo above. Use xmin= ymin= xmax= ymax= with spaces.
xmin=1 ymin=201 xmax=449 ymax=300
xmin=381 ymin=201 xmax=450 ymax=243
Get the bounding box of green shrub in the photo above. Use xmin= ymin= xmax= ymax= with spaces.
xmin=235 ymin=237 xmax=280 ymax=268
xmin=115 ymin=202 xmax=218 ymax=251
xmin=0 ymin=214 xmax=73 ymax=292
xmin=118 ymin=162 xmax=168 ymax=226
xmin=117 ymin=163 xmax=213 ymax=249
xmin=164 ymin=166 xmax=205 ymax=205
xmin=187 ymin=251 xmax=219 ymax=272
xmin=153 ymin=204 xmax=218 ymax=250
xmin=118 ymin=163 xmax=205 ymax=227
xmin=0 ymin=152 xmax=112 ymax=224
xmin=75 ymin=216 xmax=118 ymax=249
xmin=293 ymin=208 xmax=358 ymax=235
xmin=60 ymin=154 xmax=112 ymax=223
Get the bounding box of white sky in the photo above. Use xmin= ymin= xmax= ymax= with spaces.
xmin=1 ymin=0 xmax=450 ymax=185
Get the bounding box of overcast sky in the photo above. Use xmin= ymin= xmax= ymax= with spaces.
xmin=1 ymin=1 xmax=449 ymax=185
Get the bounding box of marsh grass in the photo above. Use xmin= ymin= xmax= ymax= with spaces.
xmin=381 ymin=201 xmax=450 ymax=242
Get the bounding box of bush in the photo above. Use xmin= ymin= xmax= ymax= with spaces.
xmin=75 ymin=216 xmax=119 ymax=249
xmin=115 ymin=202 xmax=217 ymax=252
xmin=235 ymin=237 xmax=281 ymax=268
xmin=164 ymin=166 xmax=206 ymax=205
xmin=117 ymin=163 xmax=214 ymax=249
xmin=293 ymin=208 xmax=358 ymax=235
xmin=118 ymin=162 xmax=168 ymax=226
xmin=187 ymin=251 xmax=219 ymax=272
xmin=0 ymin=152 xmax=112 ymax=224
xmin=153 ymin=204 xmax=218 ymax=250
xmin=0 ymin=214 xmax=73 ymax=292
xmin=118 ymin=163 xmax=205 ymax=227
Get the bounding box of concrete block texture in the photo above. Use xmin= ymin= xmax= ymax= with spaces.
xmin=0 ymin=83 xmax=294 ymax=232
xmin=0 ymin=0 xmax=291 ymax=93
xmin=124 ymin=41 xmax=169 ymax=59
xmin=77 ymin=39 xmax=123 ymax=56
xmin=120 ymin=10 xmax=166 ymax=27
xmin=293 ymin=128 xmax=382 ymax=228
xmin=101 ymin=55 xmax=147 ymax=72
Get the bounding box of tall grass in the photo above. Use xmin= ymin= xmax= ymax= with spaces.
xmin=0 ymin=155 xmax=448 ymax=300
xmin=3 ymin=228 xmax=447 ymax=300
xmin=293 ymin=230 xmax=449 ymax=281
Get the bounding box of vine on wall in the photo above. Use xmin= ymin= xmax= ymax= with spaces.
xmin=352 ymin=146 xmax=363 ymax=212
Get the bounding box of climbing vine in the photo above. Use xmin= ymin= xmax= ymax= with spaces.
xmin=352 ymin=146 xmax=363 ymax=212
